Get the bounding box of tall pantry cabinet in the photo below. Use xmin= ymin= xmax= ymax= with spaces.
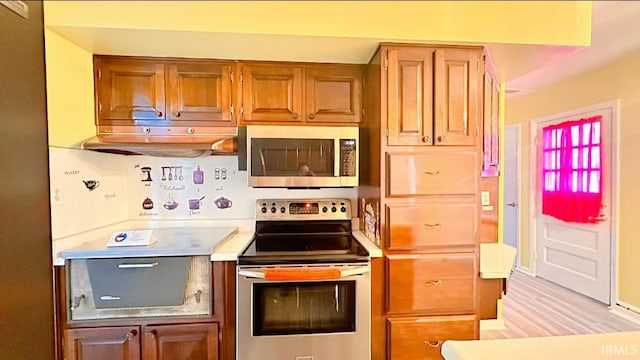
xmin=360 ymin=44 xmax=487 ymax=360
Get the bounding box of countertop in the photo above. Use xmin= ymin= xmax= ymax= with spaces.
xmin=441 ymin=331 xmax=640 ymax=360
xmin=480 ymin=243 xmax=517 ymax=279
xmin=53 ymin=219 xmax=382 ymax=265
xmin=59 ymin=226 xmax=239 ymax=261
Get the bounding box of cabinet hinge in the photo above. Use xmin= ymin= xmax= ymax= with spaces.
xmin=230 ymin=104 xmax=234 ymax=116
xmin=98 ymin=102 xmax=102 ymax=113
xmin=97 ymin=68 xmax=102 ymax=80
xmin=230 ymin=71 xmax=234 ymax=84
xmin=240 ymin=106 xmax=244 ymax=115
xmin=385 ymin=128 xmax=389 ymax=137
xmin=362 ymin=75 xmax=365 ymax=88
xmin=476 ymin=60 xmax=480 ymax=72
xmin=384 ymin=57 xmax=389 ymax=71
xmin=534 ymin=136 xmax=539 ymax=146
xmin=218 ymin=330 xmax=223 ymax=342
xmin=240 ymin=73 xmax=244 ymax=84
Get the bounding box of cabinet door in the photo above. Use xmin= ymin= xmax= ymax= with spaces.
xmin=434 ymin=49 xmax=480 ymax=146
xmin=387 ymin=315 xmax=477 ymax=360
xmin=386 ymin=47 xmax=435 ymax=146
xmin=96 ymin=58 xmax=166 ymax=124
xmin=305 ymin=65 xmax=362 ymax=124
xmin=168 ymin=62 xmax=233 ymax=125
xmin=482 ymin=61 xmax=500 ymax=175
xmin=143 ymin=323 xmax=219 ymax=360
xmin=241 ymin=64 xmax=303 ymax=123
xmin=64 ymin=326 xmax=140 ymax=360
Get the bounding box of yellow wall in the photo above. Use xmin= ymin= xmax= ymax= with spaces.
xmin=44 ymin=29 xmax=95 ymax=148
xmin=506 ymin=48 xmax=640 ymax=308
xmin=44 ymin=1 xmax=591 ymax=46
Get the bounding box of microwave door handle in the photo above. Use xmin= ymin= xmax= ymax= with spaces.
xmin=259 ymin=149 xmax=266 ymax=176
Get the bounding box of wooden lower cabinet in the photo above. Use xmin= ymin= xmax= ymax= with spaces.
xmin=143 ymin=323 xmax=219 ymax=360
xmin=64 ymin=326 xmax=141 ymax=360
xmin=64 ymin=323 xmax=219 ymax=360
xmin=387 ymin=315 xmax=478 ymax=360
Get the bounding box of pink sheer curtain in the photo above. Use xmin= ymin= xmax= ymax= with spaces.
xmin=541 ymin=115 xmax=603 ymax=223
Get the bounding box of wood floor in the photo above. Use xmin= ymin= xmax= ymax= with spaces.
xmin=481 ymin=270 xmax=640 ymax=339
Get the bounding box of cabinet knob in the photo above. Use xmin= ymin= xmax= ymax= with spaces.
xmin=174 ymin=111 xmax=181 ymax=118
xmin=142 ymin=127 xmax=151 ymax=134
xmin=155 ymin=111 xmax=163 ymax=117
xmin=147 ymin=329 xmax=157 ymax=338
xmin=437 ymin=135 xmax=447 ymax=143
xmin=421 ymin=136 xmax=431 ymax=143
xmin=424 ymin=340 xmax=443 ymax=348
xmin=125 ymin=329 xmax=138 ymax=341
xmin=292 ymin=112 xmax=299 ymax=120
xmin=308 ymin=113 xmax=315 ymax=120
xmin=186 ymin=127 xmax=195 ymax=134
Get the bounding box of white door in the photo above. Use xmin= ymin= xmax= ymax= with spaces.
xmin=533 ymin=104 xmax=614 ymax=304
xmin=503 ymin=125 xmax=519 ymax=268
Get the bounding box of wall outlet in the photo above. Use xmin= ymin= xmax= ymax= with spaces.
xmin=51 ymin=186 xmax=62 ymax=205
xmin=481 ymin=191 xmax=491 ymax=206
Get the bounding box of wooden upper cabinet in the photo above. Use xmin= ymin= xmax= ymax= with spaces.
xmin=96 ymin=58 xmax=166 ymax=124
xmin=305 ymin=65 xmax=362 ymax=124
xmin=434 ymin=48 xmax=481 ymax=146
xmin=167 ymin=62 xmax=233 ymax=125
xmin=143 ymin=323 xmax=219 ymax=360
xmin=482 ymin=54 xmax=500 ymax=176
xmin=241 ymin=64 xmax=303 ymax=123
xmin=65 ymin=326 xmax=140 ymax=360
xmin=386 ymin=47 xmax=435 ymax=146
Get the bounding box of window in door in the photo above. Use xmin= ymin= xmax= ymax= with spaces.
xmin=541 ymin=115 xmax=603 ymax=223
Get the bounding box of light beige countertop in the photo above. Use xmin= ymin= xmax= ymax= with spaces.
xmin=480 ymin=243 xmax=517 ymax=279
xmin=442 ymin=331 xmax=640 ymax=360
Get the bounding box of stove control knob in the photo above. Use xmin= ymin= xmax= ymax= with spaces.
xmin=270 ymin=207 xmax=277 ymax=213
xmin=280 ymin=207 xmax=286 ymax=213
xmin=322 ymin=206 xmax=328 ymax=213
xmin=340 ymin=206 xmax=347 ymax=213
xmin=331 ymin=206 xmax=337 ymax=213
xmin=261 ymin=207 xmax=267 ymax=213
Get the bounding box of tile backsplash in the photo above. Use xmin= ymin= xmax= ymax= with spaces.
xmin=49 ymin=148 xmax=357 ymax=239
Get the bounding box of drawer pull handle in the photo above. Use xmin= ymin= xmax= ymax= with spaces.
xmin=424 ymin=170 xmax=440 ymax=175
xmin=423 ymin=280 xmax=443 ymax=286
xmin=424 ymin=223 xmax=441 ymax=228
xmin=424 ymin=340 xmax=443 ymax=348
xmin=118 ymin=262 xmax=159 ymax=269
xmin=99 ymin=295 xmax=121 ymax=301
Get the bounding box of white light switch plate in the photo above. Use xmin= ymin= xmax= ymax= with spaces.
xmin=481 ymin=191 xmax=491 ymax=206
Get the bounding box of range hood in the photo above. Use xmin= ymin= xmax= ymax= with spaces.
xmin=81 ymin=126 xmax=239 ymax=158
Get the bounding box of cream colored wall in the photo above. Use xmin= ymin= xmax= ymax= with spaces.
xmin=43 ymin=1 xmax=591 ymax=46
xmin=44 ymin=29 xmax=95 ymax=148
xmin=506 ymin=48 xmax=640 ymax=308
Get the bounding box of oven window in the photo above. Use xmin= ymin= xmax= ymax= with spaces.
xmin=253 ymin=281 xmax=356 ymax=336
xmin=251 ymin=138 xmax=335 ymax=177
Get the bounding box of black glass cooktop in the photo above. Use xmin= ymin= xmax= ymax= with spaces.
xmin=238 ymin=220 xmax=369 ymax=265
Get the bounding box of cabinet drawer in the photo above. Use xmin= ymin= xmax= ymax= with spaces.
xmin=388 ymin=315 xmax=477 ymax=360
xmin=387 ymin=151 xmax=478 ymax=196
xmin=387 ymin=201 xmax=477 ymax=250
xmin=387 ymin=254 xmax=476 ymax=313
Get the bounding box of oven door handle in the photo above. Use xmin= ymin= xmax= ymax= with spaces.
xmin=239 ymin=266 xmax=370 ymax=280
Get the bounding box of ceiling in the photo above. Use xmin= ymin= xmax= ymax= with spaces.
xmin=44 ymin=1 xmax=640 ymax=96
xmin=502 ymin=1 xmax=640 ymax=96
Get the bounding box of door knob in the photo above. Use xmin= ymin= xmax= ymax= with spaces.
xmin=506 ymin=202 xmax=516 ymax=207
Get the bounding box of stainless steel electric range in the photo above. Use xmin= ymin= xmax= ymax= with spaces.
xmin=237 ymin=198 xmax=371 ymax=360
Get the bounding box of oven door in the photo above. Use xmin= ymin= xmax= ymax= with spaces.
xmin=237 ymin=264 xmax=370 ymax=360
xmin=247 ymin=125 xmax=358 ymax=188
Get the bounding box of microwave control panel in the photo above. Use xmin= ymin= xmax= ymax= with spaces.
xmin=340 ymin=139 xmax=357 ymax=176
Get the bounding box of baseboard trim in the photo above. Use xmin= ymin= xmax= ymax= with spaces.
xmin=480 ymin=318 xmax=506 ymax=331
xmin=610 ymin=302 xmax=640 ymax=326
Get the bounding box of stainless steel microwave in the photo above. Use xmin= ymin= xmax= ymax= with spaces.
xmin=243 ymin=125 xmax=359 ymax=188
